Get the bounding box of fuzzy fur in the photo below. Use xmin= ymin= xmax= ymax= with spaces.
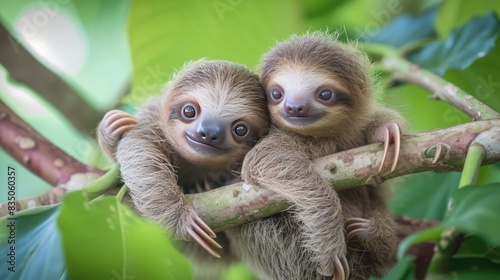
xmin=100 ymin=60 xmax=269 ymax=278
xmin=227 ymin=32 xmax=406 ymax=279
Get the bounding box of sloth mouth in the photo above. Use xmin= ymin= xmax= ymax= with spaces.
xmin=185 ymin=135 xmax=228 ymax=157
xmin=282 ymin=115 xmax=322 ymax=126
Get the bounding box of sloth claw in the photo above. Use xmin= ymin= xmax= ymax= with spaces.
xmin=332 ymin=255 xmax=349 ymax=280
xmin=345 ymin=217 xmax=371 ymax=240
xmin=187 ymin=213 xmax=221 ymax=258
xmin=376 ymin=122 xmax=401 ymax=173
xmin=103 ymin=110 xmax=138 ymax=138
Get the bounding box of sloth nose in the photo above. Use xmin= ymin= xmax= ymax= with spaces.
xmin=194 ymin=119 xmax=225 ymax=144
xmin=285 ymin=100 xmax=309 ymax=116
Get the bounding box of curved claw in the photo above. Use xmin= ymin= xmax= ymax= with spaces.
xmin=377 ymin=128 xmax=390 ymax=173
xmin=187 ymin=215 xmax=221 ymax=258
xmin=345 ymin=217 xmax=368 ymax=225
xmin=113 ymin=124 xmax=137 ymax=137
xmin=391 ymin=124 xmax=401 ymax=172
xmin=345 ymin=217 xmax=371 ymax=239
xmin=103 ymin=110 xmax=138 ymax=137
xmin=377 ymin=123 xmax=401 ymax=173
xmin=194 ymin=215 xmax=216 ymax=239
xmin=332 ymin=255 xmax=349 ymax=280
xmin=108 ymin=116 xmax=138 ymax=132
xmin=187 ymin=228 xmax=221 ymax=258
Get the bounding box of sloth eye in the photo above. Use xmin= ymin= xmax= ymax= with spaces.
xmin=234 ymin=124 xmax=248 ymax=137
xmin=232 ymin=121 xmax=250 ymax=139
xmin=270 ymin=88 xmax=283 ymax=100
xmin=181 ymin=104 xmax=197 ymax=119
xmin=318 ymin=90 xmax=334 ymax=101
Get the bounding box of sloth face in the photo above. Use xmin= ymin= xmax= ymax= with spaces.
xmin=265 ymin=69 xmax=354 ymax=137
xmin=159 ymin=60 xmax=269 ymax=168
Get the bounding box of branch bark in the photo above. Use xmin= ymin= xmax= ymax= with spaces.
xmin=0 ymin=100 xmax=104 ymax=216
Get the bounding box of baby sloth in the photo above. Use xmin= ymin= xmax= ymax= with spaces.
xmin=229 ymin=33 xmax=406 ymax=280
xmin=97 ymin=60 xmax=269 ymax=273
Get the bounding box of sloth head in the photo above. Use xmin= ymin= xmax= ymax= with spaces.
xmin=161 ymin=60 xmax=269 ymax=168
xmin=260 ymin=32 xmax=373 ymax=137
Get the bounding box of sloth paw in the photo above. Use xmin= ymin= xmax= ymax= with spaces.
xmin=102 ymin=110 xmax=138 ymax=138
xmin=182 ymin=209 xmax=222 ymax=258
xmin=318 ymin=254 xmax=349 ymax=280
xmin=375 ymin=122 xmax=401 ymax=173
xmin=345 ymin=217 xmax=372 ymax=240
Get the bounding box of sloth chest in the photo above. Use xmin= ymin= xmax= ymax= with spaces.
xmin=175 ymin=163 xmax=236 ymax=194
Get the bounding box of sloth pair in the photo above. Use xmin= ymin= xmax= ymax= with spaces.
xmin=98 ymin=32 xmax=406 ymax=280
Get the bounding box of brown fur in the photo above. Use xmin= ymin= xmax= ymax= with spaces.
xmin=227 ymin=32 xmax=406 ymax=279
xmin=98 ymin=60 xmax=269 ymax=278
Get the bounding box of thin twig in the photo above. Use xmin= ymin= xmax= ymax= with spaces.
xmin=381 ymin=55 xmax=500 ymax=120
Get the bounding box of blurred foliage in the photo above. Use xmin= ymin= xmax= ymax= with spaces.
xmin=59 ymin=192 xmax=191 ymax=280
xmin=444 ymin=183 xmax=500 ymax=246
xmin=436 ymin=0 xmax=500 ymax=38
xmin=409 ymin=12 xmax=500 ymax=76
xmin=125 ymin=0 xmax=304 ymax=106
xmin=0 ymin=0 xmax=499 ymax=279
xmin=0 ymin=205 xmax=66 ymax=280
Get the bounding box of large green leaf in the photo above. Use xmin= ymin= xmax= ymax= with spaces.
xmin=390 ymin=172 xmax=460 ymax=220
xmin=443 ymin=183 xmax=500 ymax=246
xmin=408 ymin=12 xmax=500 ymax=75
xmin=445 ymin=257 xmax=500 ymax=279
xmin=455 ymin=235 xmax=500 ymax=263
xmin=442 ymin=36 xmax=500 ymax=113
xmin=362 ymin=7 xmax=437 ymax=48
xmin=126 ymin=0 xmax=304 ymax=105
xmin=58 ymin=191 xmax=191 ymax=280
xmin=0 ymin=205 xmax=66 ymax=280
xmin=436 ymin=0 xmax=500 ymax=38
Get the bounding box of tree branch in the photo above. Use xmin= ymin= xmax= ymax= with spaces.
xmin=185 ymin=119 xmax=500 ymax=231
xmin=0 ymin=23 xmax=103 ymax=132
xmin=1 ymin=95 xmax=498 ymax=276
xmin=0 ymin=100 xmax=104 ymax=216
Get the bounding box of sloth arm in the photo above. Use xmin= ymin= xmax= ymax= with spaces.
xmin=241 ymin=129 xmax=348 ymax=277
xmin=341 ymin=105 xmax=407 ymax=275
xmin=115 ymin=102 xmax=221 ymax=257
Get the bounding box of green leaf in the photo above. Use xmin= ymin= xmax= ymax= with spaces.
xmin=445 ymin=257 xmax=500 ymax=279
xmin=442 ymin=36 xmax=500 ymax=113
xmin=436 ymin=0 xmax=500 ymax=38
xmin=443 ymin=183 xmax=500 ymax=246
xmin=0 ymin=205 xmax=66 ymax=280
xmin=126 ymin=0 xmax=304 ymax=104
xmin=390 ymin=172 xmax=460 ymax=220
xmin=362 ymin=7 xmax=438 ymax=48
xmin=455 ymin=235 xmax=500 ymax=262
xmin=408 ymin=12 xmax=500 ymax=75
xmin=370 ymin=256 xmax=415 ymax=280
xmin=58 ymin=191 xmax=191 ymax=280
xmin=397 ymin=225 xmax=445 ymax=261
